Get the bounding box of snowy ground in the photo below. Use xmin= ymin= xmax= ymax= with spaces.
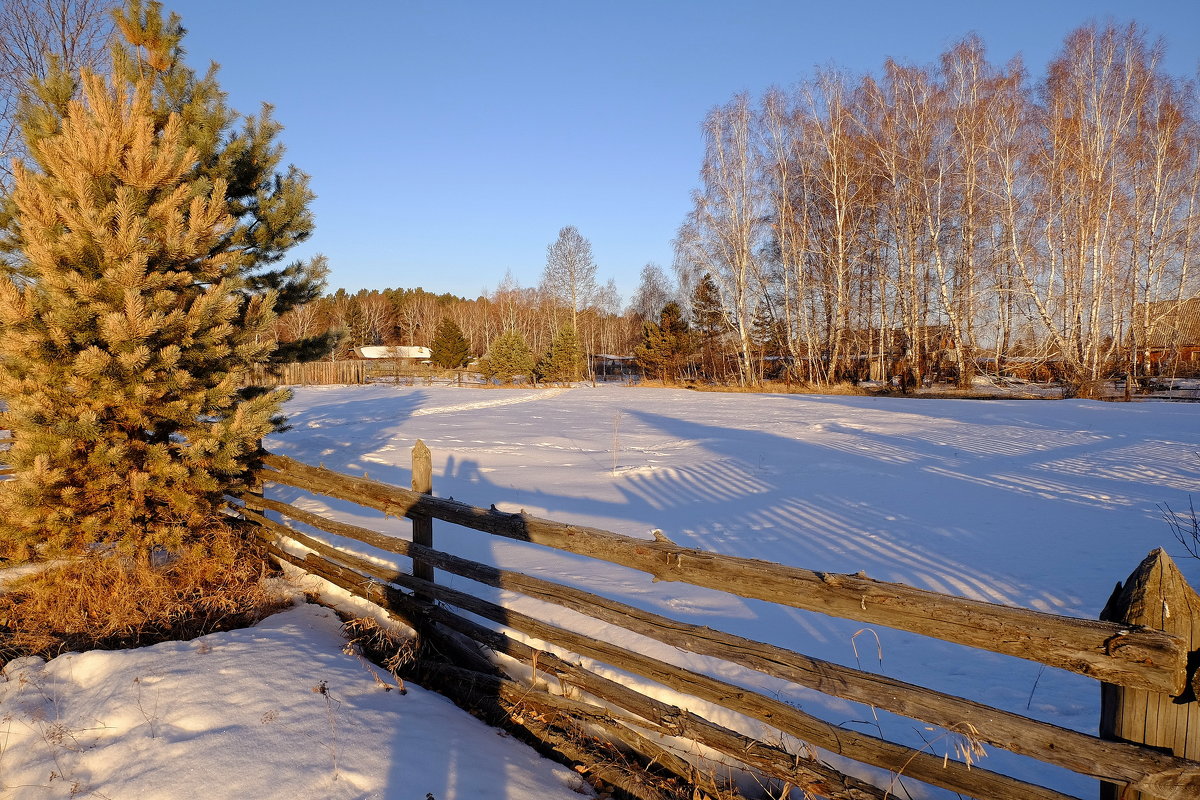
xmin=0 ymin=602 xmax=590 ymax=800
xmin=3 ymin=384 xmax=1198 ymax=799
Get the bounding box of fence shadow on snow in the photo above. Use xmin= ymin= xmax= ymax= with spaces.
xmin=235 ymin=443 xmax=1200 ymax=800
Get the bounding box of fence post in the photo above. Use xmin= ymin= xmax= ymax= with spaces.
xmin=1099 ymin=548 xmax=1200 ymax=799
xmin=411 ymin=440 xmax=434 ymax=596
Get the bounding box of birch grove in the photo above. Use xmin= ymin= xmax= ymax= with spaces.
xmin=677 ymin=22 xmax=1200 ymax=392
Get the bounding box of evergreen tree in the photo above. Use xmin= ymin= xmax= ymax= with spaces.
xmin=751 ymin=303 xmax=788 ymax=379
xmin=690 ymin=273 xmax=727 ymax=379
xmin=635 ymin=302 xmax=692 ymax=382
xmin=2 ymin=0 xmax=330 ymax=365
xmin=0 ymin=69 xmax=283 ymax=557
xmin=535 ymin=325 xmax=584 ymax=384
xmin=691 ymin=273 xmax=724 ymax=339
xmin=430 ymin=317 xmax=470 ymax=369
xmin=477 ymin=329 xmax=534 ymax=385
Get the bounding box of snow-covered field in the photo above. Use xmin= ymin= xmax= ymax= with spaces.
xmin=4 ymin=384 xmax=1198 ymax=799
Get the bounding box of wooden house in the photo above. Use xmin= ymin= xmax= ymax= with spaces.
xmin=1136 ymin=297 xmax=1200 ymax=373
xmin=352 ymin=345 xmax=432 ymax=364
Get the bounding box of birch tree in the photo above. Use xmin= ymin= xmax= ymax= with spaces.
xmin=627 ymin=262 xmax=674 ymax=321
xmin=677 ymin=93 xmax=762 ymax=384
xmin=541 ymin=225 xmax=598 ymax=333
xmin=0 ymin=0 xmax=113 ymax=185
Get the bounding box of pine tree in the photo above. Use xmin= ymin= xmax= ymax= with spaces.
xmin=750 ymin=303 xmax=788 ymax=380
xmin=477 ymin=329 xmax=535 ymax=385
xmin=535 ymin=325 xmax=584 ymax=384
xmin=635 ymin=302 xmax=692 ymax=383
xmin=0 ymin=69 xmax=283 ymax=557
xmin=430 ymin=317 xmax=470 ymax=369
xmin=2 ymin=0 xmax=330 ymax=365
xmin=690 ymin=273 xmax=727 ymax=379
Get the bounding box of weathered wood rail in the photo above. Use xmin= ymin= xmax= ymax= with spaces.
xmin=239 ymin=447 xmax=1200 ymax=800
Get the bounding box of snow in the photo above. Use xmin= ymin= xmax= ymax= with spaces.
xmin=4 ymin=383 xmax=1199 ymax=798
xmin=0 ymin=603 xmax=588 ymax=799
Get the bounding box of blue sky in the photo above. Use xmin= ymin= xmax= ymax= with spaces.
xmin=169 ymin=1 xmax=1200 ymax=304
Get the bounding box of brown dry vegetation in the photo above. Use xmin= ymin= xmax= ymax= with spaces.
xmin=0 ymin=531 xmax=290 ymax=666
xmin=672 ymin=379 xmax=876 ymax=396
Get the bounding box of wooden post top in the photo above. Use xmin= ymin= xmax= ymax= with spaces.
xmin=412 ymin=439 xmax=432 ymax=495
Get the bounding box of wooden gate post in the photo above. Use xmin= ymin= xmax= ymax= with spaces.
xmin=1100 ymin=548 xmax=1200 ymax=799
xmin=411 ymin=440 xmax=435 ymax=595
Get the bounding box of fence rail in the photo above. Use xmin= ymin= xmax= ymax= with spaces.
xmin=241 ymin=446 xmax=1200 ymax=800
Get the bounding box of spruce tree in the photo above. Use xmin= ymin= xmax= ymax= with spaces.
xmin=430 ymin=317 xmax=470 ymax=369
xmin=635 ymin=302 xmax=692 ymax=383
xmin=0 ymin=69 xmax=283 ymax=557
xmin=691 ymin=273 xmax=726 ymax=379
xmin=634 ymin=321 xmax=672 ymax=382
xmin=2 ymin=0 xmax=331 ymax=365
xmin=535 ymin=325 xmax=584 ymax=384
xmin=477 ymin=330 xmax=535 ymax=385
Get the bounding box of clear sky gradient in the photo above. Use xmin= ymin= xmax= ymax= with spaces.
xmin=168 ymin=1 xmax=1200 ymax=304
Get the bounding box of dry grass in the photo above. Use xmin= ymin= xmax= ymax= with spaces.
xmin=682 ymin=379 xmax=874 ymax=396
xmin=340 ymin=616 xmax=419 ymax=684
xmin=0 ymin=532 xmax=290 ymax=666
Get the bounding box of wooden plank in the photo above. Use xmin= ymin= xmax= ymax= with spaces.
xmin=1101 ymin=548 xmax=1200 ymax=800
xmin=257 ymin=452 xmax=1188 ymax=693
xmin=260 ymin=533 xmax=1084 ymax=800
xmin=242 ymin=496 xmax=1200 ymax=798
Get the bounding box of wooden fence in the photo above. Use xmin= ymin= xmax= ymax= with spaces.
xmin=246 ymin=360 xmax=368 ymax=386
xmin=237 ymin=445 xmax=1200 ymax=800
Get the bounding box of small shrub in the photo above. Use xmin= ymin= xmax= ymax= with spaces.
xmin=477 ymin=329 xmax=535 ymax=384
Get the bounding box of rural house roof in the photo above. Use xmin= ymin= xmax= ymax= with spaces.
xmin=1140 ymin=297 xmax=1200 ymax=349
xmin=353 ymin=346 xmax=432 ymax=360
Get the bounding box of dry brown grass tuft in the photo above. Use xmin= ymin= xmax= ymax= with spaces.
xmin=0 ymin=530 xmax=290 ymax=665
xmin=341 ymin=617 xmax=419 ymax=680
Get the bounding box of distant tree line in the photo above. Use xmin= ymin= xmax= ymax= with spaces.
xmin=275 ymin=280 xmax=639 ymax=370
xmin=272 ymin=226 xmax=664 ymax=383
xmin=272 ymin=265 xmax=774 ymax=386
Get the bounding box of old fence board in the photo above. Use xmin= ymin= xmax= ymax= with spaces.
xmin=262 ymin=539 xmax=887 ymax=800
xmin=247 ymin=360 xmax=367 ymax=387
